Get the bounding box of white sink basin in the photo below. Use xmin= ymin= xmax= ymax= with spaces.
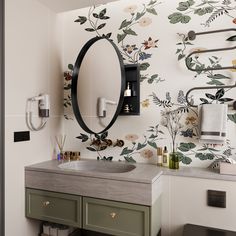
xmin=58 ymin=160 xmax=136 ymax=173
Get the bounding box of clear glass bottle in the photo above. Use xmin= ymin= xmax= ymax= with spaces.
xmin=162 ymin=146 xmax=169 ymax=167
xmin=157 ymin=147 xmax=163 ymax=166
xmin=124 ymin=82 xmax=131 ymax=97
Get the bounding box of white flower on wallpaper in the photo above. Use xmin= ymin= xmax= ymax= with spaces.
xmin=123 ymin=4 xmax=138 ymax=14
xmin=138 ymin=17 xmax=153 ymax=26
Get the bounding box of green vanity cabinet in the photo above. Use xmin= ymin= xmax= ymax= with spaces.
xmin=83 ymin=197 xmax=150 ymax=236
xmin=26 ymin=188 xmax=161 ymax=236
xmin=25 ymin=188 xmax=82 ymax=227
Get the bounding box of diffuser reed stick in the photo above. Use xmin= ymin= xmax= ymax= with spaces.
xmin=55 ymin=134 xmax=66 ymax=153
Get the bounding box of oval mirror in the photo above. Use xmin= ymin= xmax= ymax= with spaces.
xmin=71 ymin=37 xmax=125 ymax=134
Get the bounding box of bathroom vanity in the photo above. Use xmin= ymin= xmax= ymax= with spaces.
xmin=25 ymin=160 xmax=162 ymax=236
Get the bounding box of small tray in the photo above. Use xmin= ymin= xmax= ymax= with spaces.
xmin=220 ymin=162 xmax=236 ymax=175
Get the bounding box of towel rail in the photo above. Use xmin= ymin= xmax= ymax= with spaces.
xmin=185 ymin=83 xmax=236 ymax=108
xmin=185 ymin=28 xmax=236 ymax=72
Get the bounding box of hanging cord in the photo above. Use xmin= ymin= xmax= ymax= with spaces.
xmin=26 ymin=96 xmax=49 ymax=131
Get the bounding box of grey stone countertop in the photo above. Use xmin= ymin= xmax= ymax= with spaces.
xmin=25 ymin=159 xmax=236 ymax=183
xmin=162 ymin=166 xmax=236 ymax=182
xmin=25 ymin=159 xmax=163 ymax=184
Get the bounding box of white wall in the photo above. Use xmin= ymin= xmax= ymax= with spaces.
xmin=161 ymin=175 xmax=236 ymax=236
xmin=5 ymin=0 xmax=63 ymax=235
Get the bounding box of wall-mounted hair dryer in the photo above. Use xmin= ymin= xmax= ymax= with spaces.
xmin=26 ymin=94 xmax=50 ymax=131
xmin=97 ymin=97 xmax=117 ymax=118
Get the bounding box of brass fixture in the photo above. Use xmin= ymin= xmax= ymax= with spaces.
xmin=113 ymin=139 xmax=124 ymax=147
xmin=42 ymin=201 xmax=50 ymax=207
xmin=110 ymin=212 xmax=117 ymax=219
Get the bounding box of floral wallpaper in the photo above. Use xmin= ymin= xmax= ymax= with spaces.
xmin=63 ymin=0 xmax=236 ymax=167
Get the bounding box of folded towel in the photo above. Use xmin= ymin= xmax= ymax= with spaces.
xmin=199 ymin=104 xmax=227 ymax=144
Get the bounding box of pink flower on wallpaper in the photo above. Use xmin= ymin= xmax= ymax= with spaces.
xmin=142 ymin=37 xmax=158 ymax=50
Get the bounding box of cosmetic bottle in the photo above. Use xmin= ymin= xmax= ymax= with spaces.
xmin=162 ymin=146 xmax=169 ymax=167
xmin=124 ymin=82 xmax=131 ymax=97
xmin=157 ymin=147 xmax=163 ymax=166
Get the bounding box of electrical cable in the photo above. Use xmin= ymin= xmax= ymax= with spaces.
xmin=25 ymin=97 xmax=48 ymax=131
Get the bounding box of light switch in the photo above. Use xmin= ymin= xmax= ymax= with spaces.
xmin=207 ymin=190 xmax=226 ymax=208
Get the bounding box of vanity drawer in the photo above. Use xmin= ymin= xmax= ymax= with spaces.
xmin=26 ymin=188 xmax=82 ymax=227
xmin=83 ymin=197 xmax=150 ymax=236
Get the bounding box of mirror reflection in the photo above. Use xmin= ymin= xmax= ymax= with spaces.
xmin=72 ymin=37 xmax=125 ymax=134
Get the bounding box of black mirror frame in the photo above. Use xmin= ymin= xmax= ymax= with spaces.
xmin=0 ymin=0 xmax=4 ymax=235
xmin=71 ymin=36 xmax=125 ymax=134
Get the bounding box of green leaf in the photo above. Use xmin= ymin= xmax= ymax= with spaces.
xmin=105 ymin=32 xmax=112 ymax=38
xmin=215 ymin=88 xmax=225 ymax=100
xmin=177 ymin=152 xmax=192 ymax=165
xmin=149 ymin=134 xmax=158 ymax=139
xmin=168 ymin=12 xmax=183 ymax=24
xmin=195 ymin=153 xmax=207 ymax=160
xmin=97 ymin=23 xmax=106 ymax=30
xmin=68 ymin=64 xmax=73 ymax=70
xmin=124 ymin=156 xmax=136 ymax=163
xmin=117 ymin=33 xmax=127 ymax=43
xmin=194 ymin=7 xmax=213 ymax=15
xmin=93 ymin=13 xmax=99 ymax=18
xmin=85 ymin=28 xmax=96 ymax=32
xmin=136 ymin=12 xmax=145 ymax=20
xmin=137 ymin=143 xmax=147 ymax=150
xmin=205 ymin=153 xmax=215 ymax=160
xmin=209 ymin=58 xmax=215 ymax=64
xmin=177 ymin=2 xmax=190 ymax=11
xmin=140 ymin=62 xmax=150 ymax=71
xmin=197 ymin=147 xmax=208 ymax=151
xmin=147 ymin=8 xmax=158 ymax=15
xmin=226 ymin=35 xmax=236 ymax=41
xmin=123 ymin=29 xmax=137 ymax=36
xmin=205 ymin=93 xmax=215 ymax=100
xmin=148 ymin=0 xmax=157 ymax=6
xmin=76 ymin=133 xmax=89 ymax=142
xmin=120 ymin=147 xmax=133 ymax=155
xmin=176 ymin=49 xmax=182 ymax=54
xmin=188 ymin=0 xmax=195 ymax=6
xmin=207 ymin=80 xmax=224 ymax=86
xmin=219 ymin=98 xmax=234 ymax=102
xmin=119 ymin=20 xmax=132 ymax=30
xmin=74 ymin=16 xmax=87 ymax=24
xmin=99 ymin=8 xmax=107 ymax=18
xmin=99 ymin=146 xmax=107 ymax=151
xmin=178 ymin=142 xmax=196 ymax=152
xmin=200 ymin=98 xmax=209 ymax=104
xmin=228 ymin=113 xmax=236 ymax=123
xmin=87 ymin=147 xmax=97 ymax=152
xmin=151 ymin=74 xmax=158 ymax=79
xmin=178 ymin=54 xmax=185 ymax=60
xmin=147 ymin=141 xmax=157 ymax=149
xmin=207 ymin=74 xmax=230 ymax=80
xmin=186 ymin=57 xmax=193 ymax=67
xmin=101 ymin=131 xmax=108 ymax=140
xmin=207 ymin=148 xmax=220 ymax=152
xmin=181 ymin=15 xmax=191 ymax=23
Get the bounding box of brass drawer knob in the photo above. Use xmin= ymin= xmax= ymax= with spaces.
xmin=110 ymin=212 xmax=116 ymax=219
xmin=42 ymin=201 xmax=50 ymax=207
